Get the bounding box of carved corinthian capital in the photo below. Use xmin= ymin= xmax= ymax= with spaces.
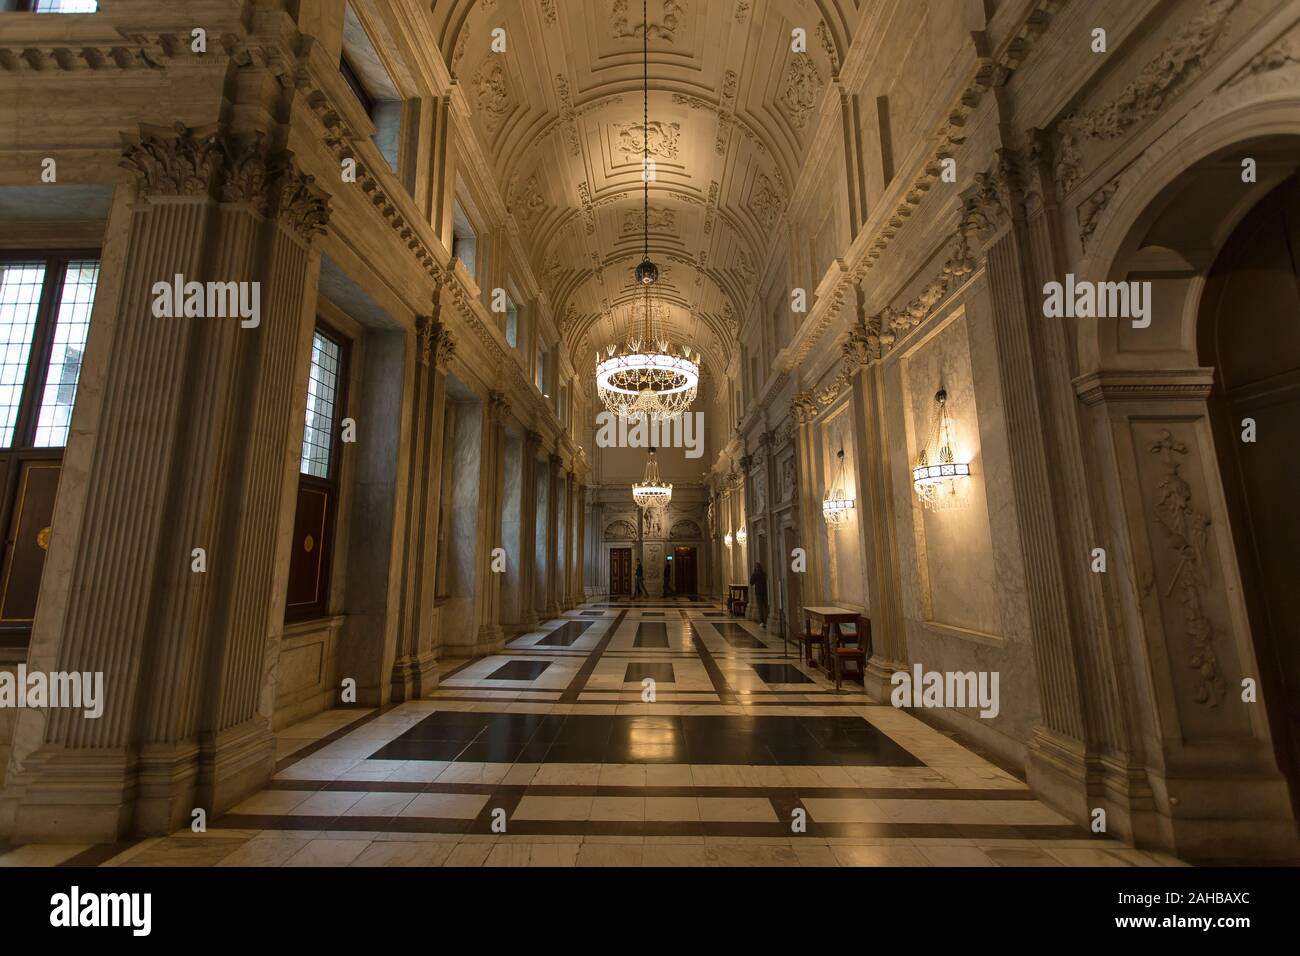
xmin=121 ymin=122 xmax=224 ymax=198
xmin=416 ymin=315 xmax=456 ymax=368
xmin=271 ymin=162 xmax=331 ymax=241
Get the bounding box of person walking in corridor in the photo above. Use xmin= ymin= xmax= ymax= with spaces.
xmin=633 ymin=560 xmax=648 ymax=597
xmin=750 ymin=560 xmax=768 ymax=627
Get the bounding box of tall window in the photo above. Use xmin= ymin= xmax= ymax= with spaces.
xmin=504 ymin=291 xmax=519 ymax=348
xmin=286 ymin=325 xmax=349 ymax=621
xmin=18 ymin=1 xmax=100 ymax=11
xmin=0 ymin=253 xmax=99 ymax=643
xmin=452 ymin=201 xmax=478 ymax=282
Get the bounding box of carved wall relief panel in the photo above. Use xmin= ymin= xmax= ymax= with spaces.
xmin=1133 ymin=423 xmax=1249 ymax=736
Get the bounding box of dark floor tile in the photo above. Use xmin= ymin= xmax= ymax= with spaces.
xmin=624 ymin=662 xmax=675 ymax=683
xmin=633 ymin=622 xmax=669 ymax=648
xmin=485 ymin=659 xmax=552 ymax=681
xmin=457 ymin=738 xmax=527 ymax=763
xmin=369 ymin=738 xmax=470 ymax=761
xmin=542 ymin=741 xmax=610 ymax=763
xmin=751 ymin=663 xmax=815 ymax=684
xmin=536 ymin=621 xmax=591 ymax=646
xmin=398 ymin=713 xmax=490 ymax=741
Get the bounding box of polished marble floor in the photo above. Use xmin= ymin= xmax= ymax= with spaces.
xmin=0 ymin=600 xmax=1187 ymax=867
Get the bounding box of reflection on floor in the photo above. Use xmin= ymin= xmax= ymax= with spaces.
xmin=0 ymin=601 xmax=1188 ymax=867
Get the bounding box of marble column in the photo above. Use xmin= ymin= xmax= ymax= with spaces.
xmin=391 ymin=280 xmax=456 ymax=700
xmin=544 ymin=454 xmax=561 ymax=617
xmin=517 ymin=431 xmax=542 ymax=628
xmin=2 ymin=124 xmax=330 ymax=841
xmin=850 ymin=361 xmax=908 ymax=697
xmin=577 ymin=483 xmax=588 ymax=604
xmin=473 ymin=392 xmax=508 ymax=654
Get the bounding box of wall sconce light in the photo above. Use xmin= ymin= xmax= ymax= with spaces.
xmin=913 ymin=387 xmax=971 ymax=511
xmin=724 ymin=531 xmax=733 ymax=548
xmin=735 ymin=525 xmax=748 ymax=545
xmin=822 ymin=440 xmax=855 ymax=530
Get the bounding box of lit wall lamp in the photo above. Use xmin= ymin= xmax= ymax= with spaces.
xmin=735 ymin=525 xmax=748 ymax=545
xmin=724 ymin=531 xmax=733 ymax=548
xmin=822 ymin=439 xmax=855 ymax=530
xmin=913 ymin=387 xmax=971 ymax=511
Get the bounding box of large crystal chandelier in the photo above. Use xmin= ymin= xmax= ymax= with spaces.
xmin=632 ymin=447 xmax=672 ymax=510
xmin=913 ymin=387 xmax=971 ymax=511
xmin=595 ymin=0 xmax=700 ymax=420
xmin=822 ymin=442 xmax=855 ymax=529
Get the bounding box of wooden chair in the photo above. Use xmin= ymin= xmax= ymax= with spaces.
xmin=798 ymin=619 xmax=826 ymax=668
xmin=833 ymin=617 xmax=872 ymax=691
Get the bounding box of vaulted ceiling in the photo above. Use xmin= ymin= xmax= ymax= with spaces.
xmin=427 ymin=0 xmax=862 ymax=381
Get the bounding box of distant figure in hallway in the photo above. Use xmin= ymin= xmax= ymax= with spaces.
xmin=750 ymin=561 xmax=768 ymax=627
xmin=634 ymin=560 xmax=648 ymax=597
xmin=663 ymin=560 xmax=674 ymax=596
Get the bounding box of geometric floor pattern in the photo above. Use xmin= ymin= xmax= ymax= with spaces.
xmin=0 ymin=600 xmax=1188 ymax=867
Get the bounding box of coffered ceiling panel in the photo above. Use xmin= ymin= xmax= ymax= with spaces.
xmin=427 ymin=0 xmax=862 ymax=378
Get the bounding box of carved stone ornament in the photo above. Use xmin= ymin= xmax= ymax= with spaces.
xmin=1148 ymin=429 xmax=1226 ymax=707
xmin=121 ymin=122 xmax=223 ymax=198
xmin=271 ymin=164 xmax=332 ymax=241
xmin=1054 ymin=0 xmax=1243 ymax=192
xmin=604 ymin=518 xmax=637 ymax=541
xmin=489 ymin=390 xmax=512 ymax=422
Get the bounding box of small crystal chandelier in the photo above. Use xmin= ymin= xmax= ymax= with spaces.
xmin=632 ymin=447 xmax=672 ymax=510
xmin=595 ymin=0 xmax=700 ymax=421
xmin=724 ymin=531 xmax=733 ymax=548
xmin=913 ymin=387 xmax=971 ymax=511
xmin=822 ymin=441 xmax=855 ymax=529
xmin=735 ymin=525 xmax=748 ymax=545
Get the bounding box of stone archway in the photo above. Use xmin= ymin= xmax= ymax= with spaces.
xmin=1197 ymin=170 xmax=1300 ymax=819
xmin=1073 ymin=123 xmax=1300 ymax=860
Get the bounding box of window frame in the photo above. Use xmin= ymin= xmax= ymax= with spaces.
xmin=285 ymin=320 xmax=352 ymax=623
xmin=0 ymin=248 xmax=100 ymax=645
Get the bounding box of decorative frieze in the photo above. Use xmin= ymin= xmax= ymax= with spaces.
xmin=1054 ymin=0 xmax=1244 ymax=192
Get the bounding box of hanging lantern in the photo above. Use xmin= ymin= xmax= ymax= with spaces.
xmin=913 ymin=387 xmax=971 ymax=510
xmin=822 ymin=444 xmax=855 ymax=529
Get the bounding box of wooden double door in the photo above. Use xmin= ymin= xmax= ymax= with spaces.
xmin=609 ymin=547 xmax=632 ymax=595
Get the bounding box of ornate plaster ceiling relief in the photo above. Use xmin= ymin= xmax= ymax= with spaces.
xmin=781 ymin=53 xmax=825 ymax=130
xmin=611 ymin=0 xmax=686 ymax=42
xmin=617 ymin=121 xmax=681 ymax=159
xmin=472 ymin=60 xmax=512 ymax=132
xmin=750 ymin=172 xmax=783 ymax=229
xmin=621 ymin=208 xmax=677 ymax=235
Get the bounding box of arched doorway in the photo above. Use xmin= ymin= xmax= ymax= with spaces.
xmin=1199 ymin=171 xmax=1300 ymax=816
xmin=1072 ymin=127 xmax=1300 ymax=860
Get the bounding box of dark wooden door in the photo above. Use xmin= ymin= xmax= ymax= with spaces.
xmin=609 ymin=547 xmax=632 ymax=595
xmin=673 ymin=547 xmax=697 ymax=594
